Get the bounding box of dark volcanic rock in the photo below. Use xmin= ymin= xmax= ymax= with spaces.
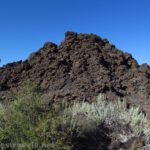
xmin=0 ymin=31 xmax=150 ymax=113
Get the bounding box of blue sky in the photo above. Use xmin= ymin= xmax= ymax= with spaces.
xmin=0 ymin=0 xmax=150 ymax=66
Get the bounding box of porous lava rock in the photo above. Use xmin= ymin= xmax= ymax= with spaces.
xmin=0 ymin=31 xmax=150 ymax=116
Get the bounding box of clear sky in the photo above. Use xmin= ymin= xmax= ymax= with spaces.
xmin=0 ymin=0 xmax=150 ymax=66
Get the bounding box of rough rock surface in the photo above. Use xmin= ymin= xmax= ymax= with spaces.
xmin=0 ymin=31 xmax=150 ymax=115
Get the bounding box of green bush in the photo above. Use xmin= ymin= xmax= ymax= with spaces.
xmin=0 ymin=81 xmax=72 ymax=150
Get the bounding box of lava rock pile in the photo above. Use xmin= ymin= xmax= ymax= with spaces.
xmin=0 ymin=31 xmax=150 ymax=115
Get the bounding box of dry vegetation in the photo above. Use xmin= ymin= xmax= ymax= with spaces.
xmin=0 ymin=81 xmax=149 ymax=149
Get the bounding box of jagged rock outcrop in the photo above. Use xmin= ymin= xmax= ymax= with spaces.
xmin=0 ymin=31 xmax=150 ymax=116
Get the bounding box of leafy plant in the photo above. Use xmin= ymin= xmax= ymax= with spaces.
xmin=0 ymin=81 xmax=72 ymax=150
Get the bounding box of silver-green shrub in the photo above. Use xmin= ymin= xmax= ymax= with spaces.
xmin=63 ymin=94 xmax=150 ymax=136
